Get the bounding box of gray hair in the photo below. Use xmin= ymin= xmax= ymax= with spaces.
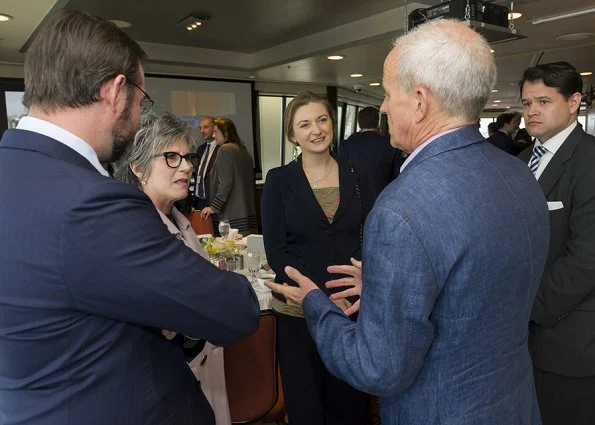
xmin=113 ymin=112 xmax=197 ymax=186
xmin=393 ymin=19 xmax=496 ymax=121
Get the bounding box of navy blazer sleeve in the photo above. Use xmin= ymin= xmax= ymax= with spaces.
xmin=60 ymin=179 xmax=259 ymax=346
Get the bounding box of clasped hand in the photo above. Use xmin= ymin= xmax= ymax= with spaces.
xmin=264 ymin=257 xmax=362 ymax=316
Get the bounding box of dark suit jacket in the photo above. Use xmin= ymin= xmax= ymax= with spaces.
xmin=0 ymin=129 xmax=260 ymax=425
xmin=518 ymin=125 xmax=595 ymax=377
xmin=186 ymin=142 xmax=220 ymax=211
xmin=486 ymin=130 xmax=515 ymax=155
xmin=261 ymin=154 xmax=373 ymax=301
xmin=340 ymin=130 xmax=403 ymax=201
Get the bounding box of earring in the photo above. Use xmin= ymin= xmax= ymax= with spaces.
xmin=292 ymin=143 xmax=301 ymax=163
xmin=330 ymin=141 xmax=336 ymax=153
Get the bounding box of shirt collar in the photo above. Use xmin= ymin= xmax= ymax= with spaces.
xmin=400 ymin=127 xmax=461 ymax=173
xmin=17 ymin=116 xmax=109 ymax=176
xmin=536 ymin=121 xmax=577 ymax=155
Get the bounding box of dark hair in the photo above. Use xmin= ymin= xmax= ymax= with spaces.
xmin=23 ymin=9 xmax=147 ymax=112
xmin=357 ymin=106 xmax=380 ymax=129
xmin=487 ymin=122 xmax=498 ymax=136
xmin=214 ymin=117 xmax=245 ymax=149
xmin=284 ymin=91 xmax=336 ymax=142
xmin=519 ymin=61 xmax=582 ymax=100
xmin=495 ymin=112 xmax=515 ymax=129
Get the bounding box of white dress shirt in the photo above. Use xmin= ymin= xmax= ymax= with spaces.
xmin=531 ymin=121 xmax=577 ymax=180
xmin=16 ymin=116 xmax=109 ymax=177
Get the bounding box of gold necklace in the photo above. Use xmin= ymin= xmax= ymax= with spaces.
xmin=307 ymin=160 xmax=334 ymax=189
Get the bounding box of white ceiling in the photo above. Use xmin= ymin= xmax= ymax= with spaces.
xmin=0 ymin=0 xmax=594 ymax=110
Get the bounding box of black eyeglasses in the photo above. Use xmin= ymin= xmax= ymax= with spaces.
xmin=151 ymin=152 xmax=200 ymax=169
xmin=128 ymin=82 xmax=154 ymax=113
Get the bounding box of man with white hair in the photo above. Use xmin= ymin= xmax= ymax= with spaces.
xmin=267 ymin=19 xmax=548 ymax=424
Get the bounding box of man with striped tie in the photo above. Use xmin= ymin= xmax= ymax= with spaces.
xmin=518 ymin=61 xmax=595 ymax=425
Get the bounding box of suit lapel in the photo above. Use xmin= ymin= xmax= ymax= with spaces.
xmin=286 ymin=158 xmax=331 ymax=224
xmin=538 ymin=126 xmax=583 ymax=197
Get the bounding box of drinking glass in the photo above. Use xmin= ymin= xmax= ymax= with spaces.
xmin=218 ymin=220 xmax=230 ymax=240
xmin=246 ymin=251 xmax=261 ymax=286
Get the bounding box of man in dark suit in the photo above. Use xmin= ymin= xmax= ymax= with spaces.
xmin=340 ymin=106 xmax=403 ymax=201
xmin=485 ymin=111 xmax=520 ymax=154
xmin=518 ymin=61 xmax=595 ymax=425
xmin=189 ymin=116 xmax=219 ymax=210
xmin=0 ymin=10 xmax=259 ymax=425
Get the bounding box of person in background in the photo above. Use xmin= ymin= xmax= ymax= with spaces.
xmin=261 ymin=90 xmax=373 ymax=425
xmin=487 ymin=121 xmax=499 ymax=137
xmin=266 ymin=19 xmax=548 ymax=425
xmin=190 ymin=116 xmax=219 ymax=211
xmin=201 ymin=117 xmax=257 ymax=236
xmin=485 ymin=111 xmax=520 ymax=154
xmin=0 ymin=9 xmax=259 ymax=425
xmin=340 ymin=106 xmax=403 ymax=202
xmin=518 ymin=61 xmax=595 ymax=425
xmin=114 ymin=112 xmax=232 ymax=425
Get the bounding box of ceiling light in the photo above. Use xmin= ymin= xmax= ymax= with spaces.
xmin=491 ymin=104 xmax=499 ymax=107
xmin=556 ymin=33 xmax=593 ymax=41
xmin=369 ymin=82 xmax=381 ymax=86
xmin=178 ymin=14 xmax=209 ymax=31
xmin=532 ymin=7 xmax=595 ymax=25
xmin=327 ymin=55 xmax=344 ymax=60
xmin=508 ymin=12 xmax=522 ymax=20
xmin=0 ymin=13 xmax=14 ymax=22
xmin=490 ymin=49 xmax=495 ymax=53
xmin=493 ymin=100 xmax=502 ymax=103
xmin=492 ymin=89 xmax=498 ymax=93
xmin=581 ymin=72 xmax=593 ymax=76
xmin=350 ymin=73 xmax=363 ymax=78
xmin=108 ymin=19 xmax=131 ymax=29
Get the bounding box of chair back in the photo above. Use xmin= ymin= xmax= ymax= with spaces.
xmin=190 ymin=209 xmax=214 ymax=235
xmin=224 ymin=310 xmax=285 ymax=424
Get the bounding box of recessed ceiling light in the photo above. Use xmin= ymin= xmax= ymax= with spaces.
xmin=580 ymin=71 xmax=593 ymax=76
xmin=490 ymin=49 xmax=495 ymax=53
xmin=493 ymin=100 xmax=502 ymax=103
xmin=0 ymin=13 xmax=14 ymax=22
xmin=369 ymin=82 xmax=381 ymax=86
xmin=178 ymin=14 xmax=209 ymax=31
xmin=492 ymin=89 xmax=498 ymax=93
xmin=350 ymin=73 xmax=363 ymax=78
xmin=556 ymin=33 xmax=593 ymax=41
xmin=327 ymin=55 xmax=344 ymax=61
xmin=491 ymin=104 xmax=499 ymax=107
xmin=508 ymin=12 xmax=522 ymax=20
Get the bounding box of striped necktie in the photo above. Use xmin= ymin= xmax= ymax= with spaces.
xmin=529 ymin=144 xmax=548 ymax=175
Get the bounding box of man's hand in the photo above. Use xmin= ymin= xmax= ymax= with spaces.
xmin=264 ymin=266 xmax=319 ymax=308
xmin=325 ymin=257 xmax=362 ymax=315
xmin=200 ymin=207 xmax=214 ymax=219
xmin=162 ymin=329 xmax=177 ymax=340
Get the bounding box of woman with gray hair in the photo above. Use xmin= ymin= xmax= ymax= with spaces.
xmin=113 ymin=112 xmax=232 ymax=425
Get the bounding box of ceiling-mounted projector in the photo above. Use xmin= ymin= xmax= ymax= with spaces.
xmin=408 ymin=0 xmax=526 ymax=44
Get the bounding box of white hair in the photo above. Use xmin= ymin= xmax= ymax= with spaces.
xmin=393 ymin=19 xmax=496 ymax=121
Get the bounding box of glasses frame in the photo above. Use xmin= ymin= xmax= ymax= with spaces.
xmin=127 ymin=81 xmax=154 ymax=113
xmin=150 ymin=152 xmax=200 ymax=169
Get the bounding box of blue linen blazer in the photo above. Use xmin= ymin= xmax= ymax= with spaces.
xmin=302 ymin=126 xmax=549 ymax=424
xmin=0 ymin=129 xmax=260 ymax=425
